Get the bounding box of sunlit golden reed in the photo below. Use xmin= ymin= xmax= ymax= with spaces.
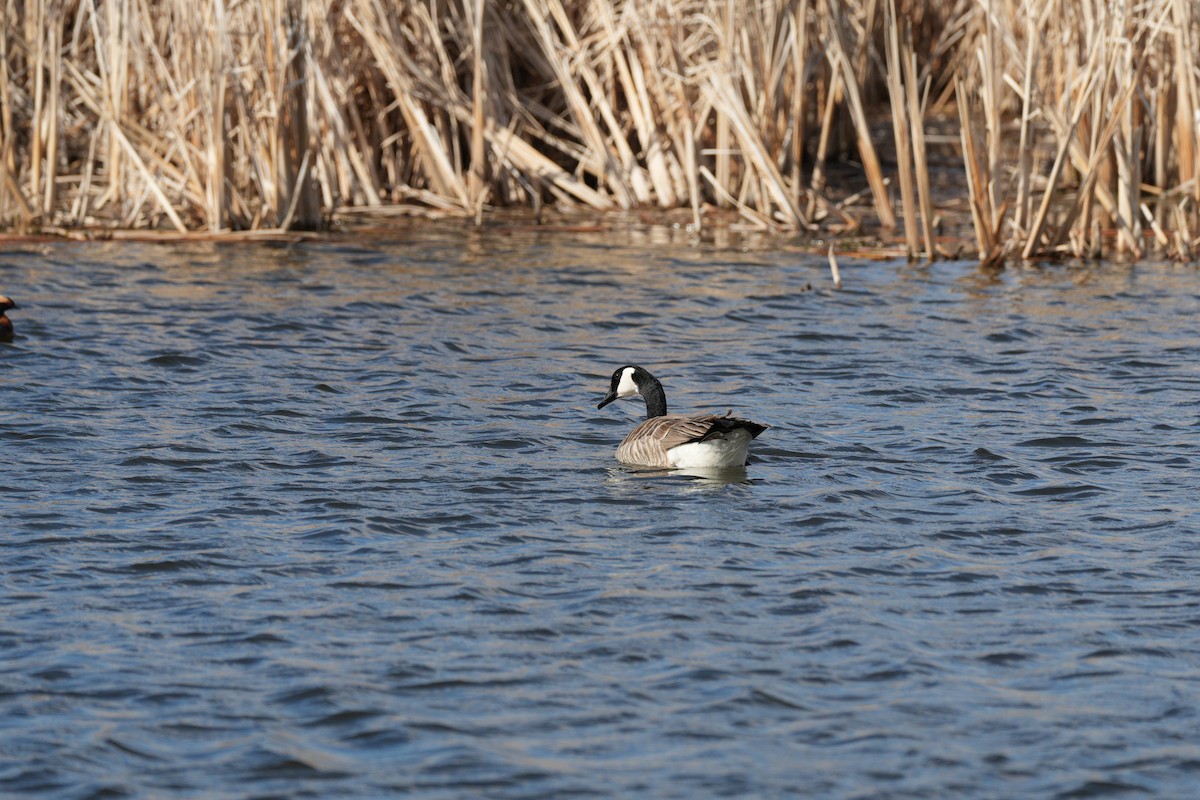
xmin=0 ymin=0 xmax=1196 ymax=262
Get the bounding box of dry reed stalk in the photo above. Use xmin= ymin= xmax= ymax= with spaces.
xmin=210 ymin=0 xmax=228 ymax=231
xmin=0 ymin=0 xmax=892 ymax=232
xmin=482 ymin=120 xmax=614 ymax=210
xmin=788 ymin=1 xmax=809 ymax=193
xmin=306 ymin=41 xmax=383 ymax=208
xmin=0 ymin=0 xmax=32 ymax=227
xmin=100 ymin=0 xmax=128 ymax=209
xmin=1141 ymin=202 xmax=1170 ymax=250
xmin=1043 ymin=11 xmax=1162 ymax=258
xmin=905 ymin=46 xmax=935 ymax=261
xmin=467 ymin=0 xmax=487 ymax=219
xmin=28 ymin=0 xmax=44 ymax=217
xmin=699 ymin=165 xmax=772 ymax=230
xmin=41 ymin=22 xmax=62 ymax=216
xmin=71 ymin=131 xmax=98 ymax=223
xmin=1021 ymin=76 xmax=1095 ymax=260
xmin=980 ymin=0 xmax=1001 ymax=237
xmin=1153 ymin=39 xmax=1169 ymax=243
xmin=0 ymin=0 xmax=1195 ymax=258
xmin=883 ymin=0 xmax=916 ymax=257
xmin=1112 ymin=8 xmax=1143 ymax=256
xmin=822 ymin=0 xmax=895 ymax=228
xmin=60 ymin=41 xmax=202 ymax=215
xmin=1172 ymin=0 xmax=1198 ymax=204
xmin=808 ymin=78 xmax=838 ymax=202
xmin=107 ymin=111 xmax=188 ymax=233
xmin=349 ymin=0 xmax=466 ymax=209
xmin=1175 ymin=203 xmax=1194 ymax=260
xmin=706 ymin=68 xmax=807 ymax=228
xmin=655 ymin=4 xmax=701 ymax=228
xmin=956 ymin=77 xmax=995 ymax=262
xmin=954 ymin=0 xmax=1012 ymax=263
xmin=1011 ymin=0 xmax=1045 ymax=236
xmin=600 ymin=1 xmax=675 ymax=207
xmin=0 ymin=3 xmax=7 ymax=224
xmin=519 ymin=0 xmax=635 ymax=208
xmin=713 ymin=0 xmax=733 ymax=208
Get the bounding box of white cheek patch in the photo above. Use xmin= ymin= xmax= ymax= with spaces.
xmin=616 ymin=367 xmax=639 ymax=398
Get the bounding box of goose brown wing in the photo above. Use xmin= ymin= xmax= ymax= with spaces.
xmin=653 ymin=415 xmax=726 ymax=451
xmin=616 ymin=415 xmax=713 ymax=467
xmin=616 ymin=413 xmax=770 ymax=467
xmin=631 ymin=413 xmax=768 ymax=449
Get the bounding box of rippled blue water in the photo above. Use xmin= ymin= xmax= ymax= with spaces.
xmin=3 ymin=228 xmax=1200 ymax=798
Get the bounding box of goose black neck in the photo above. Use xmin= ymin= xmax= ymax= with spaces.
xmin=641 ymin=377 xmax=668 ymax=419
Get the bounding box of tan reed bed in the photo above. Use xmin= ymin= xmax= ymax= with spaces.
xmin=0 ymin=0 xmax=1197 ymax=263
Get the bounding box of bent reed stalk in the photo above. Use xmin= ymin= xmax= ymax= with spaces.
xmin=0 ymin=0 xmax=1197 ymax=262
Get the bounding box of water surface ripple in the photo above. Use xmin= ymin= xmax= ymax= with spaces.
xmin=3 ymin=231 xmax=1200 ymax=798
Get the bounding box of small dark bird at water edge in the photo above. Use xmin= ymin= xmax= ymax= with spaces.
xmin=0 ymin=295 xmax=16 ymax=342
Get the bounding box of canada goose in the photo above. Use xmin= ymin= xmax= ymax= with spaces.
xmin=596 ymin=365 xmax=768 ymax=469
xmin=0 ymin=295 xmax=15 ymax=342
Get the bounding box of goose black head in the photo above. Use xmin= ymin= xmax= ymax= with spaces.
xmin=597 ymin=365 xmax=667 ymax=418
xmin=598 ymin=365 xmax=648 ymax=409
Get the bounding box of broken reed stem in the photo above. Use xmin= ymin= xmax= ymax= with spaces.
xmin=0 ymin=0 xmax=1194 ymax=263
xmin=827 ymin=241 xmax=841 ymax=288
